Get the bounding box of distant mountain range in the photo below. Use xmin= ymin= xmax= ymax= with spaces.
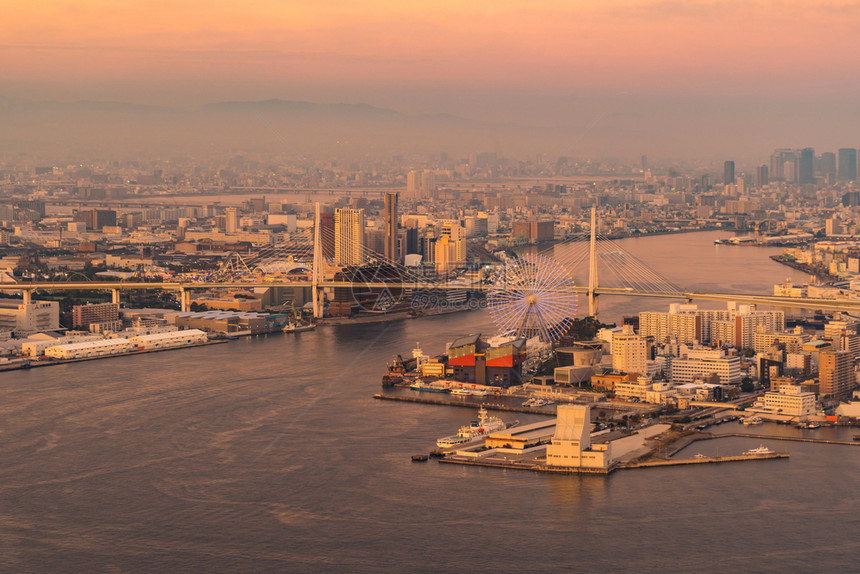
xmin=0 ymin=97 xmax=534 ymax=162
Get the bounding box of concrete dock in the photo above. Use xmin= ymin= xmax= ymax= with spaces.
xmin=373 ymin=393 xmax=556 ymax=415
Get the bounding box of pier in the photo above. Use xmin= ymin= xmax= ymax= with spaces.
xmin=372 ymin=393 xmax=556 ymax=415
xmin=706 ymin=432 xmax=860 ymax=446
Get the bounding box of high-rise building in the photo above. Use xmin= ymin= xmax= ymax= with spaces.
xmin=820 ymin=152 xmax=837 ymax=182
xmin=225 ymin=207 xmax=239 ymax=233
xmin=406 ymin=170 xmax=436 ymax=198
xmin=440 ymin=220 xmax=466 ymax=263
xmin=819 ymin=349 xmax=853 ymax=400
xmin=612 ymin=324 xmax=648 ymax=375
xmin=838 ymin=148 xmax=858 ymax=182
xmin=723 ymin=161 xmax=735 ymax=185
xmin=433 ymin=220 xmax=467 ymax=274
xmin=334 ymin=207 xmax=365 ymax=266
xmin=754 ymin=165 xmax=769 ymax=188
xmin=318 ymin=212 xmax=336 ymax=259
xmin=383 ymin=192 xmax=399 ymax=263
xmin=798 ymin=148 xmax=815 ymax=185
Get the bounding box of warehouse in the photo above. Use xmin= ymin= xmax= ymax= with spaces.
xmin=128 ymin=329 xmax=208 ymax=350
xmin=44 ymin=338 xmax=133 ymax=359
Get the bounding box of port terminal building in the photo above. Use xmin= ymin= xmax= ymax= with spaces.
xmin=446 ymin=334 xmax=527 ymax=387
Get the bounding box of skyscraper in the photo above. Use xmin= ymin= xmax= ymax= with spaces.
xmin=334 ymin=207 xmax=365 ymax=266
xmin=383 ymin=192 xmax=399 ymax=263
xmin=798 ymin=148 xmax=815 ymax=185
xmin=723 ymin=161 xmax=735 ymax=185
xmin=838 ymin=148 xmax=858 ymax=182
xmin=754 ymin=165 xmax=769 ymax=188
xmin=820 ymin=152 xmax=837 ymax=183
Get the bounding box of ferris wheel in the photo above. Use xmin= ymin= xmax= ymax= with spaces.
xmin=487 ymin=254 xmax=578 ymax=342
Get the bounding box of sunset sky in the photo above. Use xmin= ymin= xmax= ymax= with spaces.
xmin=5 ymin=1 xmax=860 ymax=106
xmin=4 ymin=1 xmax=860 ymax=159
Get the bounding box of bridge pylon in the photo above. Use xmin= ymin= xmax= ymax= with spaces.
xmin=588 ymin=206 xmax=598 ymax=317
xmin=312 ymin=202 xmax=323 ymax=319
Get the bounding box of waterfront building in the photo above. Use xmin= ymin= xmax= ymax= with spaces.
xmin=669 ymin=347 xmax=741 ymax=385
xmin=44 ymin=338 xmax=133 ymax=359
xmin=21 ymin=333 xmax=102 ymax=357
xmin=612 ymin=325 xmax=648 ymax=375
xmin=546 ymin=404 xmax=611 ymax=470
xmin=72 ymin=302 xmax=120 ymax=331
xmin=334 ymin=207 xmax=366 ymax=266
xmin=446 ymin=334 xmax=526 ymax=387
xmin=0 ymin=300 xmax=60 ymax=336
xmin=819 ymin=349 xmax=854 ymax=400
xmin=751 ymin=384 xmax=817 ymax=417
xmin=128 ymin=329 xmax=207 ymax=350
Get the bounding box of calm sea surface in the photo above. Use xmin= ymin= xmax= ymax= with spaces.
xmin=3 ymin=231 xmax=856 ymax=573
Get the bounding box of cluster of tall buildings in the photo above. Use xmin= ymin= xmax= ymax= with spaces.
xmin=317 ymin=192 xmax=468 ymax=274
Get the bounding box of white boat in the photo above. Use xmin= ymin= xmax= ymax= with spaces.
xmin=283 ymin=322 xmax=316 ymax=333
xmin=741 ymin=416 xmax=763 ymax=426
xmin=436 ymin=407 xmax=518 ymax=448
xmin=743 ymin=445 xmax=774 ymax=455
xmin=450 ymin=388 xmax=487 ymax=396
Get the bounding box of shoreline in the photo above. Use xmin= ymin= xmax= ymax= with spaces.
xmin=0 ymin=339 xmax=229 ymax=373
xmin=770 ymin=254 xmax=839 ymax=282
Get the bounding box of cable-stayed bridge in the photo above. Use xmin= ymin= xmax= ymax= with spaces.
xmin=12 ymin=208 xmax=860 ymax=324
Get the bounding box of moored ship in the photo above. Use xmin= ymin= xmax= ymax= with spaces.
xmin=436 ymin=407 xmax=518 ymax=448
xmin=410 ymin=380 xmax=451 ymax=393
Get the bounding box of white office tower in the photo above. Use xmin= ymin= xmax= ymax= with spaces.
xmin=612 ymin=324 xmax=648 ymax=375
xmin=546 ymin=405 xmax=611 ymax=469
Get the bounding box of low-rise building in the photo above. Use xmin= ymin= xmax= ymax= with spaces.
xmin=750 ymin=384 xmax=817 ymax=417
xmin=44 ymin=338 xmax=133 ymax=359
xmin=128 ymin=329 xmax=207 ymax=350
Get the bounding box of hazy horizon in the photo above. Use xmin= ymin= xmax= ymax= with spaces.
xmin=4 ymin=1 xmax=860 ymax=164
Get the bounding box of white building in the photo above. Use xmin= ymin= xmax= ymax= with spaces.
xmin=612 ymin=324 xmax=648 ymax=375
xmin=0 ymin=300 xmax=60 ymax=336
xmin=44 ymin=338 xmax=133 ymax=359
xmin=21 ymin=334 xmax=102 ymax=356
xmin=670 ymin=346 xmax=742 ymax=384
xmin=751 ymin=384 xmax=817 ymax=417
xmin=546 ymin=404 xmax=611 ymax=470
xmin=128 ymin=329 xmax=207 ymax=350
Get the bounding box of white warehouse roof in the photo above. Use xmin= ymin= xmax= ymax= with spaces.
xmin=48 ymin=338 xmax=132 ymax=351
xmin=130 ymin=329 xmax=207 ymax=341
